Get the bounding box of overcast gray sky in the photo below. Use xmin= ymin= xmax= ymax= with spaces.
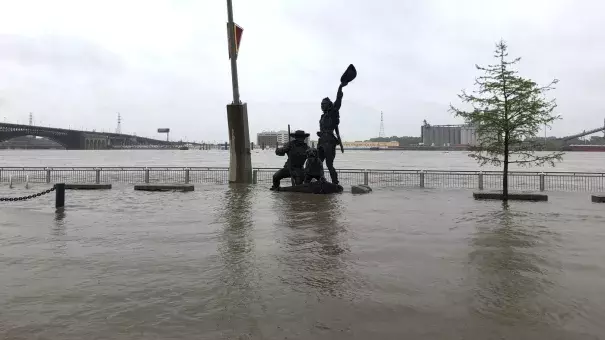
xmin=1 ymin=0 xmax=604 ymax=142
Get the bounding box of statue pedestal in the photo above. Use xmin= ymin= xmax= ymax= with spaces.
xmin=273 ymin=181 xmax=343 ymax=194
xmin=227 ymin=103 xmax=252 ymax=183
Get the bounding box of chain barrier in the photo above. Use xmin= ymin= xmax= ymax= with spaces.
xmin=0 ymin=186 xmax=56 ymax=202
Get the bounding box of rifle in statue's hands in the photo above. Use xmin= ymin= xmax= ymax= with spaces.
xmin=335 ymin=126 xmax=344 ymax=154
xmin=287 ymin=124 xmax=295 ymax=186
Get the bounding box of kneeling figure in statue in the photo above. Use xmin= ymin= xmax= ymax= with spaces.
xmin=303 ymin=148 xmax=326 ymax=184
xmin=271 ymin=130 xmax=310 ymax=190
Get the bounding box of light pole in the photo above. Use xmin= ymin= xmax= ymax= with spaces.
xmin=225 ymin=0 xmax=252 ymax=183
xmin=226 ymin=0 xmax=240 ymax=104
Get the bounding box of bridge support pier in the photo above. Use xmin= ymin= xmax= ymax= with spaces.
xmin=227 ymin=103 xmax=252 ymax=183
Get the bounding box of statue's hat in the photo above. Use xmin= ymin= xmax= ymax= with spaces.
xmin=340 ymin=64 xmax=357 ymax=84
xmin=290 ymin=130 xmax=310 ymax=138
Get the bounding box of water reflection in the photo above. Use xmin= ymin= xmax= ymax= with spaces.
xmin=50 ymin=210 xmax=67 ymax=255
xmin=468 ymin=202 xmax=557 ymax=325
xmin=217 ymin=184 xmax=256 ymax=288
xmin=273 ymin=192 xmax=350 ymax=297
xmin=213 ymin=184 xmax=261 ymax=334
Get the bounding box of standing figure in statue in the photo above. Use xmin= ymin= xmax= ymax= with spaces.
xmin=317 ymin=82 xmax=348 ymax=186
xmin=314 ymin=64 xmax=357 ymax=187
xmin=271 ymin=130 xmax=310 ymax=190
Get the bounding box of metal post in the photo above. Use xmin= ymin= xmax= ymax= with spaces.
xmin=226 ymin=0 xmax=240 ymax=104
xmin=539 ymin=172 xmax=545 ymax=192
xmin=226 ymin=104 xmax=252 ymax=183
xmin=252 ymin=169 xmax=258 ymax=184
xmin=184 ymin=168 xmax=190 ymax=184
xmin=224 ymin=0 xmax=252 ymax=183
xmin=363 ymin=170 xmax=369 ymax=186
xmin=95 ymin=169 xmax=101 ymax=184
xmin=144 ymin=168 xmax=150 ymax=184
xmin=9 ymin=175 xmax=13 ymax=189
xmin=478 ymin=171 xmax=484 ymax=190
xmin=55 ymin=183 xmax=65 ymax=209
xmin=46 ymin=168 xmax=51 ymax=183
xmin=420 ymin=171 xmax=425 ymax=188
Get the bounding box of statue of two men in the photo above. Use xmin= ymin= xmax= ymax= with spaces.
xmin=272 ymin=64 xmax=356 ymax=190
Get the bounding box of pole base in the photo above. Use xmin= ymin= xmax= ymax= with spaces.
xmin=227 ymin=103 xmax=252 ymax=183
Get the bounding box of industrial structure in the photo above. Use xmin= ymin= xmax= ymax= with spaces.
xmin=379 ymin=111 xmax=386 ymax=138
xmin=420 ymin=121 xmax=478 ymax=147
xmin=116 ymin=113 xmax=122 ymax=134
xmin=562 ymin=118 xmax=605 ymax=141
xmin=419 ymin=118 xmax=605 ymax=151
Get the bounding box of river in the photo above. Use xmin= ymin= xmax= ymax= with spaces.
xmin=1 ymin=151 xmax=605 ymax=339
xmin=0 ymin=149 xmax=604 ymax=172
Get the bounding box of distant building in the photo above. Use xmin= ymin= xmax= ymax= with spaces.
xmin=276 ymin=130 xmax=289 ymax=145
xmin=257 ymin=133 xmax=278 ymax=148
xmin=257 ymin=130 xmax=308 ymax=148
xmin=460 ymin=125 xmax=478 ymax=146
xmin=421 ymin=123 xmax=478 ymax=146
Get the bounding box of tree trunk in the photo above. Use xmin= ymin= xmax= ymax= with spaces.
xmin=500 ymin=45 xmax=509 ymax=202
xmin=503 ymin=132 xmax=509 ymax=201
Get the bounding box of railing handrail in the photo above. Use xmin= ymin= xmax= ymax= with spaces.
xmin=3 ymin=166 xmax=604 ymax=192
xmin=1 ymin=166 xmax=604 ymax=176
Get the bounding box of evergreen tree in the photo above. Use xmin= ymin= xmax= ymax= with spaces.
xmin=450 ymin=40 xmax=563 ymax=200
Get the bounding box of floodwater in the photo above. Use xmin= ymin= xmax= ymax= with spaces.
xmin=0 ymin=149 xmax=604 ymax=172
xmin=1 ymin=150 xmax=605 ymax=339
xmin=1 ymin=184 xmax=605 ymax=339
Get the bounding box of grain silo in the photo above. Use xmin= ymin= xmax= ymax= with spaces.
xmin=421 ymin=123 xmax=463 ymax=146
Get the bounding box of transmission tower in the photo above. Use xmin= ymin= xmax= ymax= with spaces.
xmin=116 ymin=113 xmax=122 ymax=134
xmin=378 ymin=111 xmax=386 ymax=138
xmin=29 ymin=112 xmax=33 ymax=126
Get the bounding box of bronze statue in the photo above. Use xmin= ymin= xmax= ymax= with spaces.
xmin=271 ymin=130 xmax=310 ymax=190
xmin=317 ymin=64 xmax=357 ymax=186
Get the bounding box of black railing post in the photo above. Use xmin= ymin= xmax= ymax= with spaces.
xmin=55 ymin=183 xmax=65 ymax=209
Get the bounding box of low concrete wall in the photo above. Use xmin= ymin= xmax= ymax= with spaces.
xmin=591 ymin=195 xmax=605 ymax=203
xmin=473 ymin=192 xmax=548 ymax=201
xmin=134 ymin=184 xmax=194 ymax=192
xmin=65 ymin=183 xmax=112 ymax=190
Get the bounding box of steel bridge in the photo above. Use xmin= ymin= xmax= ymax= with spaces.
xmin=0 ymin=123 xmax=191 ymax=150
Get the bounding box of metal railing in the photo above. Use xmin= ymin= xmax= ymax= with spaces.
xmin=1 ymin=167 xmax=604 ymax=192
